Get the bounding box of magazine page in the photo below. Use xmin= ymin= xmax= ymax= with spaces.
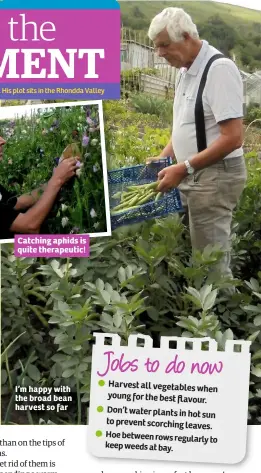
xmin=0 ymin=0 xmax=261 ymax=472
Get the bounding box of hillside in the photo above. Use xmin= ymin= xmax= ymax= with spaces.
xmin=119 ymin=1 xmax=261 ymax=71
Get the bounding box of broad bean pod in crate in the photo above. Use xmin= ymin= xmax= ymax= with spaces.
xmin=108 ymin=158 xmax=183 ymax=229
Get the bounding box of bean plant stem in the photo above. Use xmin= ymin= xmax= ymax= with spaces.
xmin=4 ymin=350 xmax=13 ymax=391
xmin=4 ymin=351 xmax=35 ymax=425
xmin=65 ymin=258 xmax=70 ymax=284
xmin=76 ymin=378 xmax=81 ymax=425
xmin=16 ymin=260 xmax=37 ymax=337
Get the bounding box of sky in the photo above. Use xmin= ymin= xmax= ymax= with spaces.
xmin=0 ymin=105 xmax=41 ymax=120
xmin=0 ymin=102 xmax=88 ymax=120
xmin=214 ymin=0 xmax=261 ymax=11
xmin=0 ymin=104 xmax=56 ymax=120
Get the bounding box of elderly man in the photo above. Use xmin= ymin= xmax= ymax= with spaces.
xmin=147 ymin=7 xmax=247 ymax=281
xmin=0 ymin=136 xmax=78 ymax=239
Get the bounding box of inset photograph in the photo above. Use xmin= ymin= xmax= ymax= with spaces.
xmin=0 ymin=101 xmax=110 ymax=240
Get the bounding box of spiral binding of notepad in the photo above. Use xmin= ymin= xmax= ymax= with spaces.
xmin=93 ymin=333 xmax=252 ymax=354
xmin=88 ymin=332 xmax=252 ymax=465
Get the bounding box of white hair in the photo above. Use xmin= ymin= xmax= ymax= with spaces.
xmin=148 ymin=7 xmax=199 ymax=42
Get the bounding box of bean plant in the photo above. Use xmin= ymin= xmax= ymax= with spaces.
xmin=1 ymin=100 xmax=261 ymax=426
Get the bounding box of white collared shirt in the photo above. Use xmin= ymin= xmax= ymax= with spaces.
xmin=172 ymin=40 xmax=244 ymax=162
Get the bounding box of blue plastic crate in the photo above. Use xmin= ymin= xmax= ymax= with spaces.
xmin=108 ymin=158 xmax=183 ymax=229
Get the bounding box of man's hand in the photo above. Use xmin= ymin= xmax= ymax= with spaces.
xmin=157 ymin=163 xmax=187 ymax=192
xmin=52 ymin=157 xmax=78 ymax=187
xmin=10 ymin=158 xmax=79 ymax=234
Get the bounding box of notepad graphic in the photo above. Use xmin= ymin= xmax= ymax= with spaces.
xmin=88 ymin=333 xmax=251 ymax=465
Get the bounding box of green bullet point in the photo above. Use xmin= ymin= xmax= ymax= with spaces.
xmin=98 ymin=380 xmax=105 ymax=386
xmin=97 ymin=406 xmax=104 ymax=412
xmin=96 ymin=430 xmax=103 ymax=437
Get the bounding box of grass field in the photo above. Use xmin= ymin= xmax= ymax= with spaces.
xmin=120 ymin=1 xmax=261 ymax=31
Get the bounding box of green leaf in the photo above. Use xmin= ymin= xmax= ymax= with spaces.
xmin=146 ymin=307 xmax=158 ymax=321
xmin=50 ymin=260 xmax=63 ymax=278
xmin=1 ymin=370 xmax=7 ymax=385
xmin=187 ymin=287 xmax=201 ymax=301
xmin=248 ymin=331 xmax=260 ymax=342
xmin=177 ymin=320 xmax=192 ymax=330
xmin=203 ymin=289 xmax=218 ymax=312
xmin=110 ymin=291 xmax=121 ymax=303
xmin=61 ymin=321 xmax=75 ymax=327
xmin=49 ymin=316 xmax=62 ymax=324
xmin=96 ymin=279 xmax=105 ymax=291
xmin=85 ymin=282 xmax=96 ymax=291
xmin=223 ymin=329 xmax=234 ymax=342
xmin=113 ymin=313 xmax=122 ymax=328
xmin=118 ymin=267 xmax=126 ymax=283
xmin=250 ymin=278 xmax=260 ymax=292
xmin=81 ymin=393 xmax=90 ymax=402
xmin=51 ymin=292 xmax=65 ymax=301
xmin=62 ymin=368 xmax=75 ymax=378
xmin=50 ymin=365 xmax=56 ymax=378
xmin=199 ymin=285 xmax=212 ymax=304
xmin=28 ymin=364 xmax=41 ymax=382
xmin=184 ymin=294 xmax=202 ymax=309
xmin=57 ymin=301 xmax=70 ymax=314
xmin=72 ymin=345 xmax=82 ymax=352
xmin=181 ymin=331 xmax=193 ymax=338
xmin=252 ymin=350 xmax=261 ymax=361
xmin=51 ymin=354 xmax=67 ymax=363
xmin=101 ymin=313 xmax=113 ymax=326
xmin=114 ymin=301 xmax=128 ymax=310
xmin=251 ymin=367 xmax=261 ymax=377
xmin=126 ymin=265 xmax=133 ymax=279
xmin=104 ymin=283 xmax=114 ymax=295
xmin=242 ymin=305 xmax=261 ymax=314
xmin=254 ymin=315 xmax=261 ymax=326
xmin=150 ymin=283 xmax=161 ymax=289
xmin=61 ymin=359 xmax=78 ymax=368
xmin=54 ymin=333 xmax=68 ymax=344
xmin=187 ymin=316 xmax=200 ymax=327
xmin=100 ymin=290 xmax=111 ymax=305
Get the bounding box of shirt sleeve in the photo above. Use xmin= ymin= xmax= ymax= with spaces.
xmin=0 ymin=203 xmax=21 ymax=239
xmin=205 ymin=59 xmax=244 ymax=123
xmin=0 ymin=184 xmax=18 ymax=204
